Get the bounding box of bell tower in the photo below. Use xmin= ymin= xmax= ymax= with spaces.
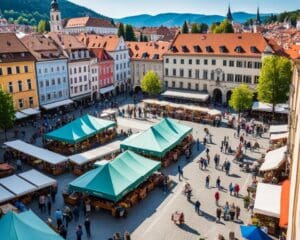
xmin=50 ymin=0 xmax=62 ymax=32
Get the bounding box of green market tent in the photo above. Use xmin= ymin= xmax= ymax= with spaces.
xmin=69 ymin=150 xmax=161 ymax=202
xmin=45 ymin=114 xmax=116 ymax=144
xmin=0 ymin=210 xmax=63 ymax=240
xmin=120 ymin=118 xmax=192 ymax=158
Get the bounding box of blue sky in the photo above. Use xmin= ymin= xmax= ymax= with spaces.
xmin=70 ymin=0 xmax=300 ymax=18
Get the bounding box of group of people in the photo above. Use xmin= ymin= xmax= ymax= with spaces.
xmin=216 ymin=202 xmax=241 ymax=223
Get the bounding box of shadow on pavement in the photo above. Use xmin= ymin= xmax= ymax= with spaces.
xmin=178 ymin=223 xmax=200 ymax=235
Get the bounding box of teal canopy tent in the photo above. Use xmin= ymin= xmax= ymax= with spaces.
xmin=69 ymin=150 xmax=161 ymax=202
xmin=45 ymin=114 xmax=116 ymax=144
xmin=120 ymin=118 xmax=192 ymax=158
xmin=0 ymin=210 xmax=63 ymax=240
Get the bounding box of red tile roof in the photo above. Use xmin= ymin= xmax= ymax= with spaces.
xmin=91 ymin=48 xmax=113 ymax=61
xmin=65 ymin=17 xmax=115 ymax=29
xmin=47 ymin=32 xmax=87 ymax=50
xmin=285 ymin=44 xmax=300 ymax=59
xmin=77 ymin=34 xmax=121 ymax=52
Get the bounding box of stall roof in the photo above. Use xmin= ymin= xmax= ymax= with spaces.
xmin=20 ymin=108 xmax=40 ymax=116
xmin=45 ymin=114 xmax=116 ymax=144
xmin=117 ymin=117 xmax=154 ymax=131
xmin=260 ymin=146 xmax=287 ymax=172
xmin=69 ymin=150 xmax=161 ymax=202
xmin=0 ymin=185 xmax=15 ymax=204
xmin=162 ymin=90 xmax=209 ymax=102
xmin=254 ymin=183 xmax=281 ymax=218
xmin=121 ymin=118 xmax=192 ymax=158
xmin=15 ymin=112 xmax=28 ymax=120
xmin=0 ymin=175 xmax=37 ymax=196
xmin=270 ymin=132 xmax=289 ymax=141
xmin=280 ymin=180 xmax=290 ymax=228
xmin=252 ymin=102 xmax=289 ymax=114
xmin=269 ymin=125 xmax=288 ymax=134
xmin=69 ymin=140 xmax=121 ymax=165
xmin=18 ymin=169 xmax=57 ymax=189
xmin=42 ymin=99 xmax=74 ymax=110
xmin=4 ymin=140 xmax=68 ymax=165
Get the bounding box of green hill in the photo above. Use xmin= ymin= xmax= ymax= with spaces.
xmin=0 ymin=0 xmax=108 ymax=26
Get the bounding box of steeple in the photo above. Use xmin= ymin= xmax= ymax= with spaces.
xmin=51 ymin=0 xmax=59 ymax=11
xmin=256 ymin=7 xmax=261 ymax=25
xmin=50 ymin=0 xmax=62 ymax=32
xmin=226 ymin=5 xmax=233 ymax=22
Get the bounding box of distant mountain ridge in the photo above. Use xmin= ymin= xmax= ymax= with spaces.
xmin=116 ymin=12 xmax=271 ymax=27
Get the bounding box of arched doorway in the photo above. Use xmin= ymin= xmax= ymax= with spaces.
xmin=213 ymin=88 xmax=223 ymax=104
xmin=134 ymin=86 xmax=142 ymax=93
xmin=115 ymin=86 xmax=120 ymax=95
xmin=120 ymin=84 xmax=124 ymax=93
xmin=226 ymin=90 xmax=232 ymax=103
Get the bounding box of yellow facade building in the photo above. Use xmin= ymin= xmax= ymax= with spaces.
xmin=0 ymin=33 xmax=39 ymax=111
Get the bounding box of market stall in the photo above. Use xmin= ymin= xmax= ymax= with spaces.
xmin=270 ymin=132 xmax=288 ymax=146
xmin=44 ymin=114 xmax=117 ymax=155
xmin=253 ymin=183 xmax=281 ymax=235
xmin=121 ymin=118 xmax=194 ymax=167
xmin=66 ymin=150 xmax=162 ymax=217
xmin=4 ymin=140 xmax=68 ymax=175
xmin=0 ymin=185 xmax=16 ymax=204
xmin=18 ymin=169 xmax=57 ymax=190
xmin=69 ymin=140 xmax=121 ymax=175
xmin=161 ymin=89 xmax=209 ymax=103
xmin=269 ymin=125 xmax=288 ymax=134
xmin=0 ymin=163 xmax=15 ymax=177
xmin=116 ymin=117 xmax=154 ymax=132
xmin=252 ymin=102 xmax=289 ymax=122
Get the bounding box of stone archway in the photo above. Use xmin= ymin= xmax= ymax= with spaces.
xmin=226 ymin=90 xmax=232 ymax=103
xmin=213 ymin=88 xmax=223 ymax=104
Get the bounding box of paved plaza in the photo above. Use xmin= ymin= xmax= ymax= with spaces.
xmin=0 ymin=98 xmax=269 ymax=240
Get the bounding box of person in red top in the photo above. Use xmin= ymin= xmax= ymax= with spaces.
xmin=215 ymin=191 xmax=220 ymax=206
xmin=234 ymin=184 xmax=240 ymax=197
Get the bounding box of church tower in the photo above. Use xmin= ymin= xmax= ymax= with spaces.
xmin=50 ymin=0 xmax=62 ymax=32
xmin=255 ymin=7 xmax=261 ymax=25
xmin=226 ymin=5 xmax=233 ymax=23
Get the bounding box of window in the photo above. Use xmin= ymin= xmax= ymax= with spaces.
xmin=173 ymin=59 xmax=177 ymax=64
xmin=235 ymin=74 xmax=242 ymax=82
xmin=52 ymin=79 xmax=55 ymax=85
xmin=247 ymin=61 xmax=252 ymax=68
xmin=29 ymin=97 xmax=33 ymax=106
xmin=173 ymin=69 xmax=176 ymax=76
xmin=189 ymin=59 xmax=192 ymax=65
xmin=203 ymin=84 xmax=207 ymax=91
xmin=18 ymin=80 xmax=22 ymax=91
xmin=188 ymin=69 xmax=192 ymax=78
xmin=27 ymin=79 xmax=32 ymax=90
xmin=16 ymin=66 xmax=20 ymax=73
xmin=254 ymin=76 xmax=259 ymax=84
xmin=40 ymin=81 xmax=43 ymax=88
xmin=180 ymin=69 xmax=184 ymax=77
xmin=84 ymin=66 xmax=87 ymax=72
xmin=38 ymin=69 xmax=42 ymax=74
xmin=195 ymin=83 xmax=199 ymax=90
xmin=195 ymin=70 xmax=200 ymax=79
xmin=227 ymin=74 xmax=234 ymax=82
xmin=203 ymin=70 xmax=208 ymax=79
xmin=58 ymin=91 xmax=62 ymax=97
xmin=165 ymin=68 xmax=169 ymax=76
xmin=236 ymin=61 xmax=243 ymax=68
xmin=210 ymin=71 xmax=215 ymax=80
xmin=180 ymin=59 xmax=184 ymax=64
xmin=56 ymin=66 xmax=60 ymax=71
xmin=8 ymin=82 xmax=13 ymax=93
xmin=7 ymin=67 xmax=12 ymax=75
xmin=0 ymin=68 xmax=2 ymax=75
xmin=243 ymin=75 xmax=252 ymax=84
xmin=254 ymin=62 xmax=261 ymax=69
xmin=196 ymin=59 xmax=200 ymax=65
xmin=188 ymin=83 xmax=191 ymax=89
xmin=57 ymin=78 xmax=61 ymax=84
xmin=51 ymin=67 xmax=54 ymax=72
xmin=204 ymin=59 xmax=208 ymax=65
xmin=165 ymin=58 xmax=169 ymax=63
xmin=84 ymin=76 xmax=87 ymax=81
xmin=18 ymin=99 xmax=23 ymax=108
xmin=24 ymin=66 xmax=28 ymax=73
xmin=47 ymin=94 xmax=51 ymax=100
xmin=180 ymin=82 xmax=183 ymax=88
xmin=79 ymin=67 xmax=81 ymax=73
xmin=41 ymin=95 xmax=45 ymax=102
xmin=79 ymin=86 xmax=83 ymax=92
xmin=212 ymin=59 xmax=216 ymax=65
xmin=79 ymin=76 xmax=82 ymax=82
xmin=172 ymin=81 xmax=176 ymax=88
xmin=74 ymin=68 xmax=77 ymax=74
xmin=165 ymin=81 xmax=168 ymax=88
xmin=223 ymin=60 xmax=227 ymax=66
xmin=46 ymin=80 xmax=49 ymax=86
xmin=44 ymin=68 xmax=48 ymax=73
xmin=70 ymin=68 xmax=72 ymax=75
xmin=229 ymin=60 xmax=234 ymax=67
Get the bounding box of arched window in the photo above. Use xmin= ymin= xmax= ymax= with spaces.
xmin=56 ymin=15 xmax=59 ymax=21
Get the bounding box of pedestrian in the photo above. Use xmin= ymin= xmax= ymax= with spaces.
xmin=16 ymin=159 xmax=22 ymax=171
xmin=216 ymin=176 xmax=221 ymax=190
xmin=203 ymin=137 xmax=206 ymax=145
xmin=206 ymin=147 xmax=209 ymax=156
xmin=124 ymin=231 xmax=131 ymax=240
xmin=84 ymin=217 xmax=91 ymax=238
xmin=195 ymin=200 xmax=201 ymax=215
xmin=207 ymin=154 xmax=210 ymax=165
xmin=229 ymin=203 xmax=236 ymax=221
xmin=236 ymin=205 xmax=241 ymax=220
xmin=73 ymin=205 xmax=79 ymax=222
xmin=55 ymin=209 xmax=63 ymax=229
xmin=76 ymin=225 xmax=83 ymax=240
xmin=223 ymin=202 xmax=229 ymax=220
xmin=229 ymin=183 xmax=234 ymax=196
xmin=47 ymin=194 xmax=52 ymax=216
xmin=203 ymin=159 xmax=208 ymax=170
xmin=39 ymin=194 xmax=46 ymax=213
xmin=225 ymin=161 xmax=231 ymax=176
xmin=63 ymin=206 xmax=72 ymax=227
xmin=214 ymin=191 xmax=220 ymax=206
xmin=59 ymin=225 xmax=67 ymax=239
xmin=205 ymin=175 xmax=210 ymax=188
xmin=199 ymin=157 xmax=204 ymax=170
xmin=214 ymin=154 xmax=218 ymax=169
xmin=85 ymin=200 xmax=91 ymax=216
xmin=216 ymin=207 xmax=222 ymax=222
xmin=50 ymin=184 xmax=57 ymax=203
xmin=196 ymin=138 xmax=200 ymax=151
xmin=234 ymin=184 xmax=240 ymax=197
xmin=178 ymin=165 xmax=183 ymax=181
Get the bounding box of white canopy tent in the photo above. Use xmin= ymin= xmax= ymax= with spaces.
xmin=4 ymin=140 xmax=68 ymax=165
xmin=116 ymin=117 xmax=155 ymax=131
xmin=69 ymin=140 xmax=121 ymax=165
xmin=260 ymin=146 xmax=287 ymax=172
xmin=269 ymin=125 xmax=288 ymax=134
xmin=100 ymin=85 xmax=114 ymax=94
xmin=162 ymin=90 xmax=209 ymax=102
xmin=254 ymin=183 xmax=281 ymax=218
xmin=94 ymin=159 xmax=109 ymax=166
xmin=15 ymin=112 xmax=28 ymax=120
xmin=252 ymin=102 xmax=289 ymax=114
xmin=0 ymin=175 xmax=37 ymax=196
xmin=42 ymin=99 xmax=74 ymax=110
xmin=18 ymin=170 xmax=57 ymax=189
xmin=0 ymin=186 xmax=15 ymax=204
xmin=20 ymin=108 xmax=40 ymax=116
xmin=270 ymin=132 xmax=289 ymax=141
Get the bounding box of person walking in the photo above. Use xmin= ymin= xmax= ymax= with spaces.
xmin=47 ymin=194 xmax=52 ymax=216
xmin=76 ymin=225 xmax=83 ymax=240
xmin=205 ymin=175 xmax=210 ymax=188
xmin=229 ymin=203 xmax=236 ymax=221
xmin=236 ymin=205 xmax=241 ymax=220
xmin=84 ymin=217 xmax=91 ymax=238
xmin=216 ymin=176 xmax=221 ymax=190
xmin=215 ymin=191 xmax=220 ymax=206
xmin=216 ymin=207 xmax=222 ymax=222
xmin=234 ymin=184 xmax=240 ymax=197
xmin=178 ymin=165 xmax=183 ymax=181
xmin=124 ymin=231 xmax=131 ymax=240
xmin=195 ymin=200 xmax=201 ymax=215
xmin=229 ymin=183 xmax=234 ymax=196
xmin=73 ymin=205 xmax=79 ymax=222
xmin=55 ymin=209 xmax=63 ymax=229
xmin=39 ymin=194 xmax=46 ymax=213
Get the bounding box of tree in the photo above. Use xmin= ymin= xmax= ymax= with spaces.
xmin=0 ymin=88 xmax=15 ymax=140
xmin=257 ymin=55 xmax=292 ymax=117
xmin=181 ymin=21 xmax=189 ymax=33
xmin=213 ymin=19 xmax=234 ymax=33
xmin=125 ymin=24 xmax=136 ymax=41
xmin=143 ymin=35 xmax=148 ymax=42
xmin=37 ymin=20 xmax=49 ymax=33
xmin=229 ymin=84 xmax=253 ymax=120
xmin=141 ymin=71 xmax=162 ymax=95
xmin=110 ymin=18 xmax=115 ymax=26
xmin=139 ymin=32 xmax=144 ymax=42
xmin=191 ymin=23 xmax=200 ymax=33
xmin=118 ymin=23 xmax=125 ymax=38
xmin=199 ymin=23 xmax=208 ymax=33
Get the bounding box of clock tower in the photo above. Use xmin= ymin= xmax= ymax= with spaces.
xmin=50 ymin=0 xmax=62 ymax=32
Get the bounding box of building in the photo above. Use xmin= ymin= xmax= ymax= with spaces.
xmin=127 ymin=41 xmax=170 ymax=92
xmin=49 ymin=0 xmax=117 ymax=35
xmin=78 ymin=34 xmax=130 ymax=94
xmin=21 ymin=34 xmax=71 ymax=109
xmin=0 ymin=33 xmax=39 ymax=111
xmin=48 ymin=32 xmax=98 ymax=102
xmin=91 ymin=48 xmax=114 ymax=98
xmin=226 ymin=5 xmax=233 ymax=23
xmin=163 ymin=33 xmax=281 ymax=104
xmin=137 ymin=26 xmax=178 ymax=42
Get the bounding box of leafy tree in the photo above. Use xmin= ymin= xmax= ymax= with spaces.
xmin=143 ymin=35 xmax=148 ymax=42
xmin=191 ymin=23 xmax=200 ymax=33
xmin=125 ymin=24 xmax=136 ymax=41
xmin=37 ymin=20 xmax=46 ymax=33
xmin=110 ymin=18 xmax=115 ymax=26
xmin=141 ymin=71 xmax=162 ymax=95
xmin=118 ymin=23 xmax=125 ymax=38
xmin=199 ymin=23 xmax=208 ymax=33
xmin=257 ymin=56 xmax=292 ymax=117
xmin=139 ymin=32 xmax=144 ymax=42
xmin=181 ymin=21 xmax=189 ymax=33
xmin=0 ymin=88 xmax=15 ymax=140
xmin=209 ymin=22 xmax=220 ymax=32
xmin=213 ymin=19 xmax=234 ymax=33
xmin=229 ymin=84 xmax=253 ymax=120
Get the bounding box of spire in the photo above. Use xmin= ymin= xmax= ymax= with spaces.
xmin=226 ymin=5 xmax=233 ymax=22
xmin=51 ymin=0 xmax=59 ymax=11
xmin=256 ymin=7 xmax=261 ymax=25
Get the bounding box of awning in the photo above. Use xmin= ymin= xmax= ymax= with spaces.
xmin=18 ymin=169 xmax=57 ymax=189
xmin=270 ymin=132 xmax=289 ymax=141
xmin=100 ymin=85 xmax=114 ymax=94
xmin=279 ymin=180 xmax=290 ymax=228
xmin=0 ymin=185 xmax=15 ymax=204
xmin=15 ymin=112 xmax=28 ymax=120
xmin=69 ymin=140 xmax=121 ymax=165
xmin=254 ymin=183 xmax=281 ymax=218
xmin=4 ymin=140 xmax=68 ymax=165
xmin=0 ymin=175 xmax=37 ymax=196
xmin=260 ymin=146 xmax=287 ymax=171
xmin=117 ymin=117 xmax=154 ymax=131
xmin=252 ymin=102 xmax=289 ymax=114
xmin=162 ymin=90 xmax=209 ymax=102
xmin=42 ymin=99 xmax=74 ymax=110
xmin=20 ymin=108 xmax=40 ymax=116
xmin=269 ymin=125 xmax=288 ymax=134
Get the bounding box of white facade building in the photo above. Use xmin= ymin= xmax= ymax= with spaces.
xmin=49 ymin=0 xmax=63 ymax=32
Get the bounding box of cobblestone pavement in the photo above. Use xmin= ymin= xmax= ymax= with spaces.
xmin=0 ymin=98 xmax=269 ymax=240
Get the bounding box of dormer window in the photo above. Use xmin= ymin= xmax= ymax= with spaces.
xmin=219 ymin=46 xmax=228 ymax=53
xmin=206 ymin=46 xmax=213 ymax=52
xmin=153 ymin=54 xmax=159 ymax=60
xmin=193 ymin=45 xmax=201 ymax=52
xmin=235 ymin=46 xmax=244 ymax=53
xmin=250 ymin=46 xmax=259 ymax=53
xmin=182 ymin=45 xmax=189 ymax=53
xmin=171 ymin=46 xmax=178 ymax=53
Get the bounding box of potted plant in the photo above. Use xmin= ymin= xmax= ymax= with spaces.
xmin=244 ymin=196 xmax=250 ymax=208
